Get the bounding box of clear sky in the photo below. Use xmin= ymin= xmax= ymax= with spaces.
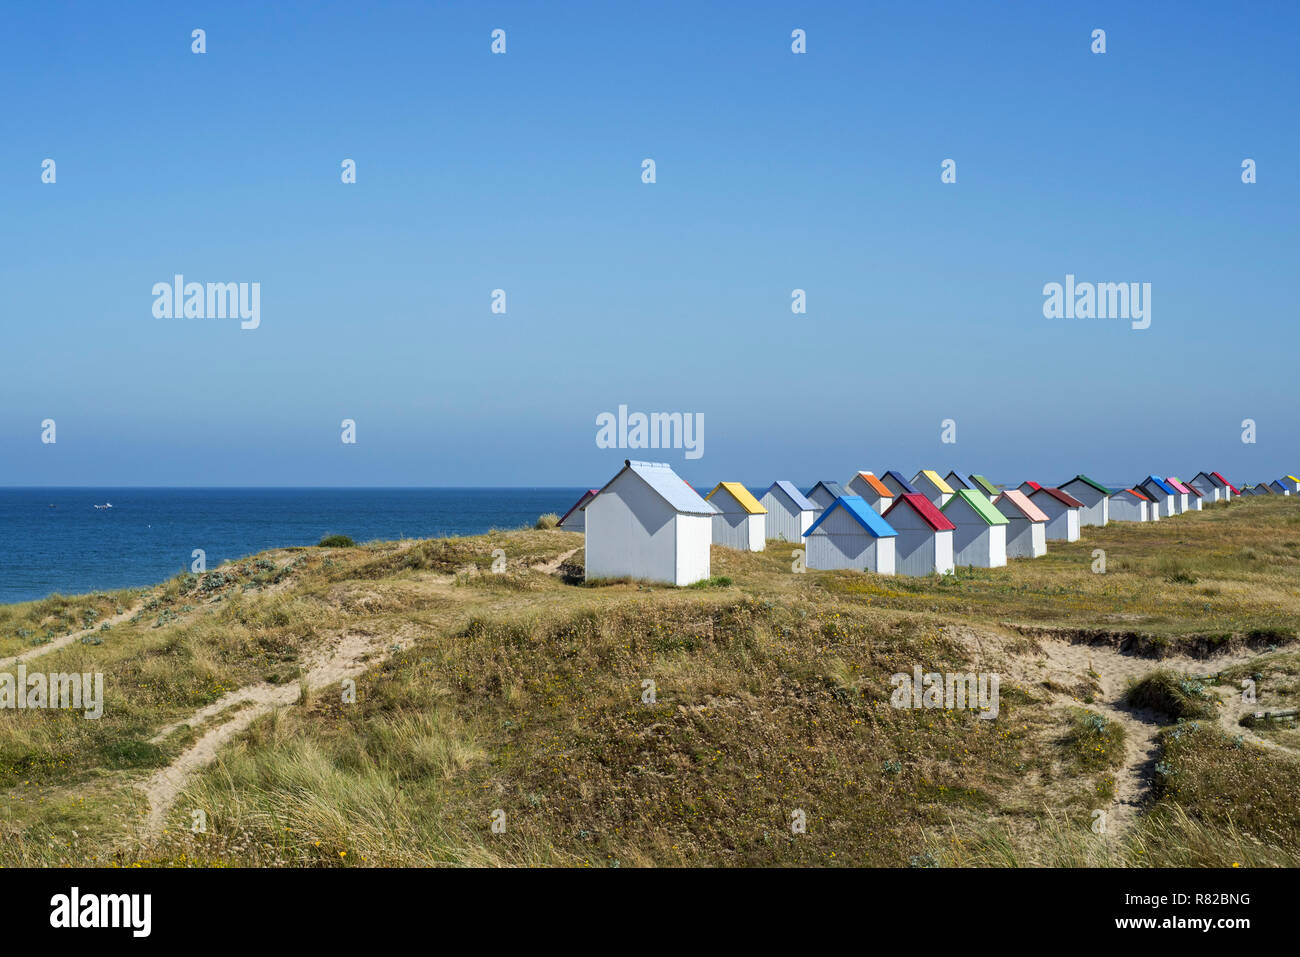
xmin=2 ymin=1 xmax=1296 ymax=490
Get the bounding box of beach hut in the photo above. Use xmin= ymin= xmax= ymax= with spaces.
xmin=993 ymin=490 xmax=1048 ymax=559
xmin=1108 ymin=488 xmax=1150 ymax=523
xmin=1207 ymin=471 xmax=1232 ymax=501
xmin=1285 ymin=476 xmax=1300 ymax=494
xmin=557 ymin=489 xmax=599 ymax=532
xmin=879 ymin=470 xmax=919 ymax=499
xmin=944 ymin=471 xmax=971 ymax=491
xmin=759 ymin=481 xmax=818 ymax=542
xmin=1189 ymin=472 xmax=1222 ymax=503
xmin=802 ymin=495 xmax=897 ymax=574
xmin=1060 ymin=475 xmax=1112 ymax=527
xmin=883 ymin=493 xmax=955 ymax=576
xmin=1028 ymin=486 xmax=1084 ymax=541
xmin=969 ymin=475 xmax=1000 ymax=497
xmin=846 ymin=471 xmax=896 ymax=515
xmin=807 ymin=480 xmax=848 ymax=512
xmin=1211 ymin=472 xmax=1238 ymax=501
xmin=1171 ymin=477 xmax=1202 ymax=511
xmin=1269 ymin=479 xmax=1290 ymax=496
xmin=1165 ymin=477 xmax=1191 ymax=514
xmin=704 ymin=483 xmax=767 ymax=551
xmin=584 ymin=460 xmax=716 ymax=586
xmin=1018 ymin=480 xmax=1041 ymax=495
xmin=941 ymin=489 xmax=1008 ymax=567
xmin=911 ymin=470 xmax=955 ymax=508
xmin=1137 ymin=476 xmax=1177 ymax=517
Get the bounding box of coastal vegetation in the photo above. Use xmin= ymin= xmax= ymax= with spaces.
xmin=0 ymin=496 xmax=1297 ymax=867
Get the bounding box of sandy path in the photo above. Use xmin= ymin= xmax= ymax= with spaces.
xmin=1026 ymin=640 xmax=1263 ymax=838
xmin=137 ymin=548 xmax=573 ymax=835
xmin=532 ymin=547 xmax=579 ymax=576
xmin=0 ymin=602 xmax=144 ymax=669
xmin=138 ymin=629 xmax=393 ymax=836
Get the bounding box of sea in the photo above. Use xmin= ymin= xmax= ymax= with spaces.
xmin=0 ymin=487 xmax=586 ymax=605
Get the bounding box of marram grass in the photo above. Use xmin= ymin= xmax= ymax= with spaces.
xmin=0 ymin=500 xmax=1298 ymax=866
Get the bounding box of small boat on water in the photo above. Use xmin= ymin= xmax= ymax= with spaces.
xmin=93 ymin=502 xmax=113 ymax=509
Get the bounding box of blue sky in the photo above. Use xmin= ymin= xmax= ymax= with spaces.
xmin=2 ymin=0 xmax=1296 ymax=490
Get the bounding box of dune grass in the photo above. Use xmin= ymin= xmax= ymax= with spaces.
xmin=1125 ymin=671 xmax=1219 ymax=721
xmin=0 ymin=497 xmax=1297 ymax=866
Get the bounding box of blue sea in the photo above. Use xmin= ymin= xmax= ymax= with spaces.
xmin=0 ymin=488 xmax=586 ymax=605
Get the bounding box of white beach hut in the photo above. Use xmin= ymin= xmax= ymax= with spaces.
xmin=1137 ymin=476 xmax=1177 ymax=517
xmin=584 ymin=460 xmax=716 ymax=586
xmin=1170 ymin=477 xmax=1202 ymax=511
xmin=759 ymin=481 xmax=818 ymax=542
xmin=1211 ymin=472 xmax=1237 ymax=501
xmin=911 ymin=469 xmax=955 ymax=509
xmin=845 ymin=471 xmax=895 ymax=515
xmin=1188 ymin=472 xmax=1221 ymax=504
xmin=556 ymin=488 xmax=599 ymax=533
xmin=1028 ymin=486 xmax=1083 ymax=542
xmin=1059 ymin=475 xmax=1111 ymax=527
xmin=1108 ymin=488 xmax=1150 ymax=522
xmin=940 ymin=489 xmax=1008 ymax=568
xmin=802 ymin=495 xmax=897 ymax=574
xmin=883 ymin=492 xmax=955 ymax=576
xmin=807 ymin=480 xmax=848 ymax=512
xmin=1165 ymin=477 xmax=1190 ymax=514
xmin=993 ymin=490 xmax=1048 ymax=559
xmin=704 ymin=482 xmax=767 ymax=551
xmin=703 ymin=482 xmax=766 ymax=549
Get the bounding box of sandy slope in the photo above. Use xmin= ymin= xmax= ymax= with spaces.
xmin=1024 ymin=638 xmax=1280 ymax=838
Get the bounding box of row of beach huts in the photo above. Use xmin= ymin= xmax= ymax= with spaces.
xmin=557 ymin=460 xmax=1300 ymax=586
